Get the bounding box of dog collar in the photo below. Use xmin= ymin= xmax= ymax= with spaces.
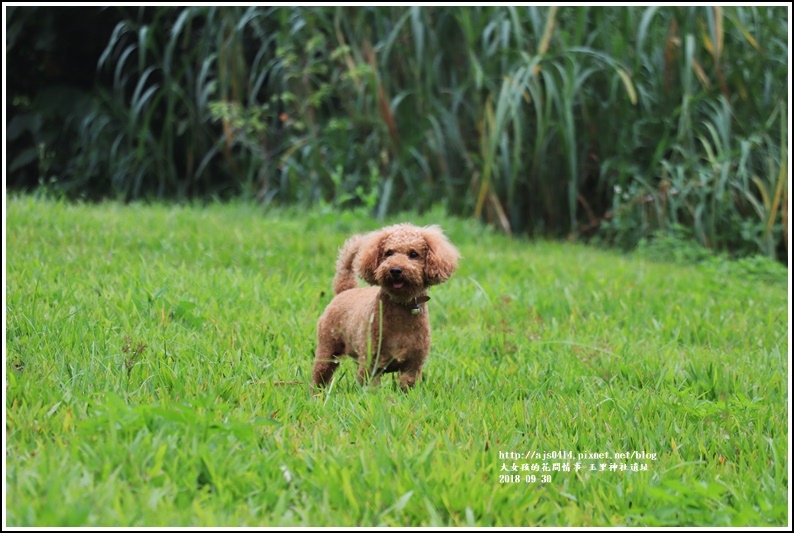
xmin=409 ymin=296 xmax=431 ymax=315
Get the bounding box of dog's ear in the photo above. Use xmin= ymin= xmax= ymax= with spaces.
xmin=353 ymin=229 xmax=385 ymax=285
xmin=422 ymin=225 xmax=460 ymax=285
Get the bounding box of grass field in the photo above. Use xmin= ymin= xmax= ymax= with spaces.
xmin=4 ymin=196 xmax=790 ymax=527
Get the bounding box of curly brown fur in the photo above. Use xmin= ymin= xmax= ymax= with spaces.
xmin=312 ymin=223 xmax=460 ymax=391
xmin=333 ymin=234 xmax=365 ymax=295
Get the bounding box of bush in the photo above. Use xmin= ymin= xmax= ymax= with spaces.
xmin=635 ymin=224 xmax=787 ymax=284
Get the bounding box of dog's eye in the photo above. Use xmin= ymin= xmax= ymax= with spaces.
xmin=409 ymin=251 xmax=420 ymax=259
xmin=385 ymin=250 xmax=394 ymax=257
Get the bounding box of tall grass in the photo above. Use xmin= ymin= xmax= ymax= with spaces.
xmin=10 ymin=6 xmax=788 ymax=259
xmin=75 ymin=7 xmax=261 ymax=200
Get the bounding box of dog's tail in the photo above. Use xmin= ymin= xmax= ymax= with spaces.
xmin=332 ymin=234 xmax=364 ymax=294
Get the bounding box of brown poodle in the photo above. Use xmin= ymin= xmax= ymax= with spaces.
xmin=312 ymin=223 xmax=460 ymax=390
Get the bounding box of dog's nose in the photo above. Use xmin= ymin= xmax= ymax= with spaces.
xmin=390 ymin=267 xmax=402 ymax=277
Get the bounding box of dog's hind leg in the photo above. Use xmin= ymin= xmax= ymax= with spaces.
xmin=312 ymin=340 xmax=343 ymax=388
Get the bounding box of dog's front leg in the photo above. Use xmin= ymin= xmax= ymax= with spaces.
xmin=397 ymin=369 xmax=421 ymax=390
xmin=356 ymin=359 xmax=382 ymax=387
xmin=397 ymin=358 xmax=425 ymax=390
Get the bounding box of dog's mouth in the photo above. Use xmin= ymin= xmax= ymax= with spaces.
xmin=392 ymin=280 xmax=405 ymax=289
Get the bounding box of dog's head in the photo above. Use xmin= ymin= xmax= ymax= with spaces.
xmin=353 ymin=223 xmax=460 ymax=302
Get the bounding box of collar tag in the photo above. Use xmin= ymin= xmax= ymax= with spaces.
xmin=410 ymin=296 xmax=431 ymax=315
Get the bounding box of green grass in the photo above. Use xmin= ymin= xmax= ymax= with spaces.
xmin=4 ymin=196 xmax=789 ymax=526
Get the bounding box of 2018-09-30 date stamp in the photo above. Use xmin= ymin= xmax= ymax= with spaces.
xmin=499 ymin=474 xmax=552 ymax=484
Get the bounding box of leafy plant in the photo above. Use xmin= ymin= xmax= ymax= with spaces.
xmin=6 ymin=6 xmax=788 ymax=260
